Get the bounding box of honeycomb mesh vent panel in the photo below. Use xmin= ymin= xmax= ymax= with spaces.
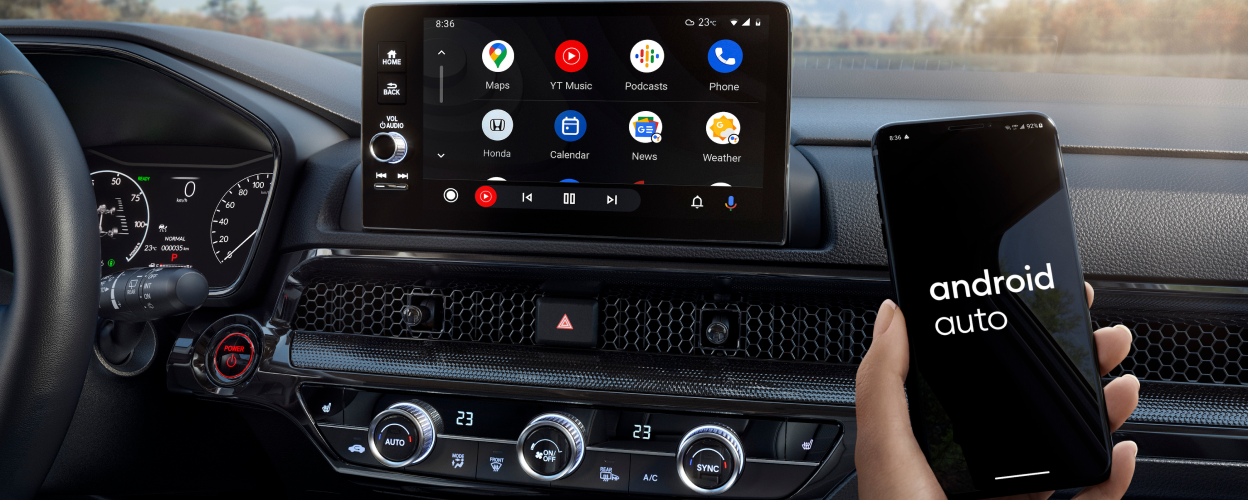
xmin=293 ymin=275 xmax=879 ymax=363
xmin=293 ymin=275 xmax=1247 ymax=382
xmin=1094 ymin=314 xmax=1245 ymax=385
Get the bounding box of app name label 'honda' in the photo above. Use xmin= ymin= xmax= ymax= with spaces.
xmin=927 ymin=263 xmax=1055 ymax=335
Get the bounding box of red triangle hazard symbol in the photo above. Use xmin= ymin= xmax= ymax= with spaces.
xmin=556 ymin=314 xmax=574 ymax=330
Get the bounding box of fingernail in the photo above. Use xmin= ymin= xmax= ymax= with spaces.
xmin=880 ymin=299 xmax=896 ymax=312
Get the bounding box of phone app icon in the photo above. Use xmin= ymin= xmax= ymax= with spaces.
xmin=708 ymin=39 xmax=743 ymax=73
xmin=629 ymin=40 xmax=664 ymax=73
xmin=482 ymin=40 xmax=514 ymax=72
xmin=555 ymin=110 xmax=587 ymax=141
xmin=706 ymin=112 xmax=740 ymax=144
xmin=482 ymin=109 xmax=513 ymax=141
xmin=556 ymin=40 xmax=587 ymax=72
xmin=629 ymin=111 xmax=663 ymax=143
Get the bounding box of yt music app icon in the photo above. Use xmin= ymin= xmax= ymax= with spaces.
xmin=556 ymin=40 xmax=587 ymax=72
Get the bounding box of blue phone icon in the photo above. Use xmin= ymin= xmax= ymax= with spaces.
xmin=708 ymin=40 xmax=743 ymax=73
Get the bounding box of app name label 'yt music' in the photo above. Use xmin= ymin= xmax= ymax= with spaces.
xmin=927 ymin=263 xmax=1056 ymax=335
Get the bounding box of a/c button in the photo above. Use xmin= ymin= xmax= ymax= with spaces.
xmin=629 ymin=454 xmax=685 ymax=495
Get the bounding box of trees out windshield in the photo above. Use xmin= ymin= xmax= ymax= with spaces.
xmin=2 ymin=0 xmax=1243 ymax=79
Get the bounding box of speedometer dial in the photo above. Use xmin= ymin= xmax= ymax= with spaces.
xmin=91 ymin=170 xmax=150 ymax=265
xmin=211 ymin=173 xmax=272 ymax=264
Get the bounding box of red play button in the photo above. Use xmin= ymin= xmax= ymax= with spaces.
xmin=475 ymin=185 xmax=497 ymax=207
xmin=556 ymin=40 xmax=587 ymax=72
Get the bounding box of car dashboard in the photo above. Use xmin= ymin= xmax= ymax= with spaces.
xmin=1 ymin=18 xmax=1247 ymax=500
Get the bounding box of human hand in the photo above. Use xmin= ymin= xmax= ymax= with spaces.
xmin=855 ymin=283 xmax=1140 ymax=500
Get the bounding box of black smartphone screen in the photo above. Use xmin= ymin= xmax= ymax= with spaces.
xmin=872 ymin=113 xmax=1112 ymax=498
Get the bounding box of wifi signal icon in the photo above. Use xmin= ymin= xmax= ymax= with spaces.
xmin=730 ymin=19 xmax=738 ymax=26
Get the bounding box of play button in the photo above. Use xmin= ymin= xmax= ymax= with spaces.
xmin=475 ymin=186 xmax=497 ymax=207
xmin=555 ymin=40 xmax=587 ymax=72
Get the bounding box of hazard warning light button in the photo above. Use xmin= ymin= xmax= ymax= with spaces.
xmin=534 ymin=297 xmax=598 ymax=347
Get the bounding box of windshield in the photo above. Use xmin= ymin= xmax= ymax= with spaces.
xmin=3 ymin=0 xmax=1244 ymax=79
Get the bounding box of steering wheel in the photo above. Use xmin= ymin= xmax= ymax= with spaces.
xmin=0 ymin=35 xmax=100 ymax=497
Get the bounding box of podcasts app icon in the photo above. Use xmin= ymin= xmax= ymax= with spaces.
xmin=482 ymin=40 xmax=514 ymax=72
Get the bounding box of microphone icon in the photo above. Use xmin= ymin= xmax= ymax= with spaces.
xmin=725 ymin=196 xmax=737 ymax=211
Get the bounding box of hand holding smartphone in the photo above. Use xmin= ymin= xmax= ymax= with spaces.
xmin=868 ymin=112 xmax=1121 ymax=498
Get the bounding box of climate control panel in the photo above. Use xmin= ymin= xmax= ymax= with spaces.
xmin=302 ymin=386 xmax=843 ymax=498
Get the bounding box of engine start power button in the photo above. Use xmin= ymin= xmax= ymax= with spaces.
xmin=213 ymin=331 xmax=254 ymax=380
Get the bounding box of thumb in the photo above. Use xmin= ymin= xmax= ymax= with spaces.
xmin=855 ymin=300 xmax=943 ymax=499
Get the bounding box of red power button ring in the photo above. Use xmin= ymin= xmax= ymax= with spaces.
xmin=214 ymin=332 xmax=255 ymax=380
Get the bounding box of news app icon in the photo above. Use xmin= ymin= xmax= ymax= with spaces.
xmin=629 ymin=111 xmax=663 ymax=143
xmin=708 ymin=39 xmax=743 ymax=73
xmin=481 ymin=109 xmax=514 ymax=141
xmin=706 ymin=112 xmax=740 ymax=144
xmin=554 ymin=110 xmax=587 ymax=141
xmin=555 ymin=40 xmax=588 ymax=72
xmin=629 ymin=40 xmax=664 ymax=73
xmin=482 ymin=40 xmax=514 ymax=72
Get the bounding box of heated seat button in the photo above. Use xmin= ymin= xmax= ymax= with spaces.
xmin=784 ymin=422 xmax=840 ymax=462
xmin=302 ymin=385 xmax=344 ymax=425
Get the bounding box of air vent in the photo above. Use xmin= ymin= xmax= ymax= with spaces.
xmin=292 ymin=274 xmax=1245 ymax=384
xmin=292 ymin=275 xmax=878 ymax=363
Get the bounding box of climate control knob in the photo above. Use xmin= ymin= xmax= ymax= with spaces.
xmin=369 ymin=131 xmax=408 ymax=164
xmin=367 ymin=400 xmax=442 ymax=467
xmin=517 ymin=412 xmax=585 ymax=481
xmin=677 ymin=423 xmax=745 ymax=495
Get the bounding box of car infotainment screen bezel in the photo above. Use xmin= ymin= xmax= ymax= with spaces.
xmin=361 ymin=1 xmax=792 ymax=245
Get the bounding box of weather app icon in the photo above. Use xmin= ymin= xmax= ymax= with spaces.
xmin=554 ymin=110 xmax=587 ymax=141
xmin=482 ymin=40 xmax=514 ymax=72
xmin=706 ymin=112 xmax=740 ymax=144
xmin=629 ymin=40 xmax=664 ymax=73
xmin=708 ymin=39 xmax=743 ymax=73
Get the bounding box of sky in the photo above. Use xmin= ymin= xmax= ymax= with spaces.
xmin=150 ymin=0 xmax=958 ymax=31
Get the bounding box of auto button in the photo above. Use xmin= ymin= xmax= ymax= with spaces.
xmin=367 ymin=400 xmax=443 ymax=468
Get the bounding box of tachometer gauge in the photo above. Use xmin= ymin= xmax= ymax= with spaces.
xmin=211 ymin=173 xmax=272 ymax=264
xmin=91 ymin=170 xmax=150 ymax=265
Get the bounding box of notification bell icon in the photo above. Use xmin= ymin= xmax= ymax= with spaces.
xmin=691 ymin=196 xmax=703 ymax=209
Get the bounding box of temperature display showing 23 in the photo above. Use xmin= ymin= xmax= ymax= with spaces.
xmin=87 ymin=146 xmax=276 ymax=291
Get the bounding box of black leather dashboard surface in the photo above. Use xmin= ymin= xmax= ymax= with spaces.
xmin=0 ymin=20 xmax=360 ymax=135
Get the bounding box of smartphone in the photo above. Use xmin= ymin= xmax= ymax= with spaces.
xmin=871 ymin=112 xmax=1112 ymax=498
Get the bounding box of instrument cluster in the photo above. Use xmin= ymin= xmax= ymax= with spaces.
xmin=88 ymin=145 xmax=276 ymax=292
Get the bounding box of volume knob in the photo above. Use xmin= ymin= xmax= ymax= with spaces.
xmin=367 ymin=400 xmax=442 ymax=467
xmin=369 ymin=131 xmax=408 ymax=164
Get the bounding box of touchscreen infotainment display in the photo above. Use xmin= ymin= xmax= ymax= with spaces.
xmin=361 ymin=2 xmax=791 ymax=243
